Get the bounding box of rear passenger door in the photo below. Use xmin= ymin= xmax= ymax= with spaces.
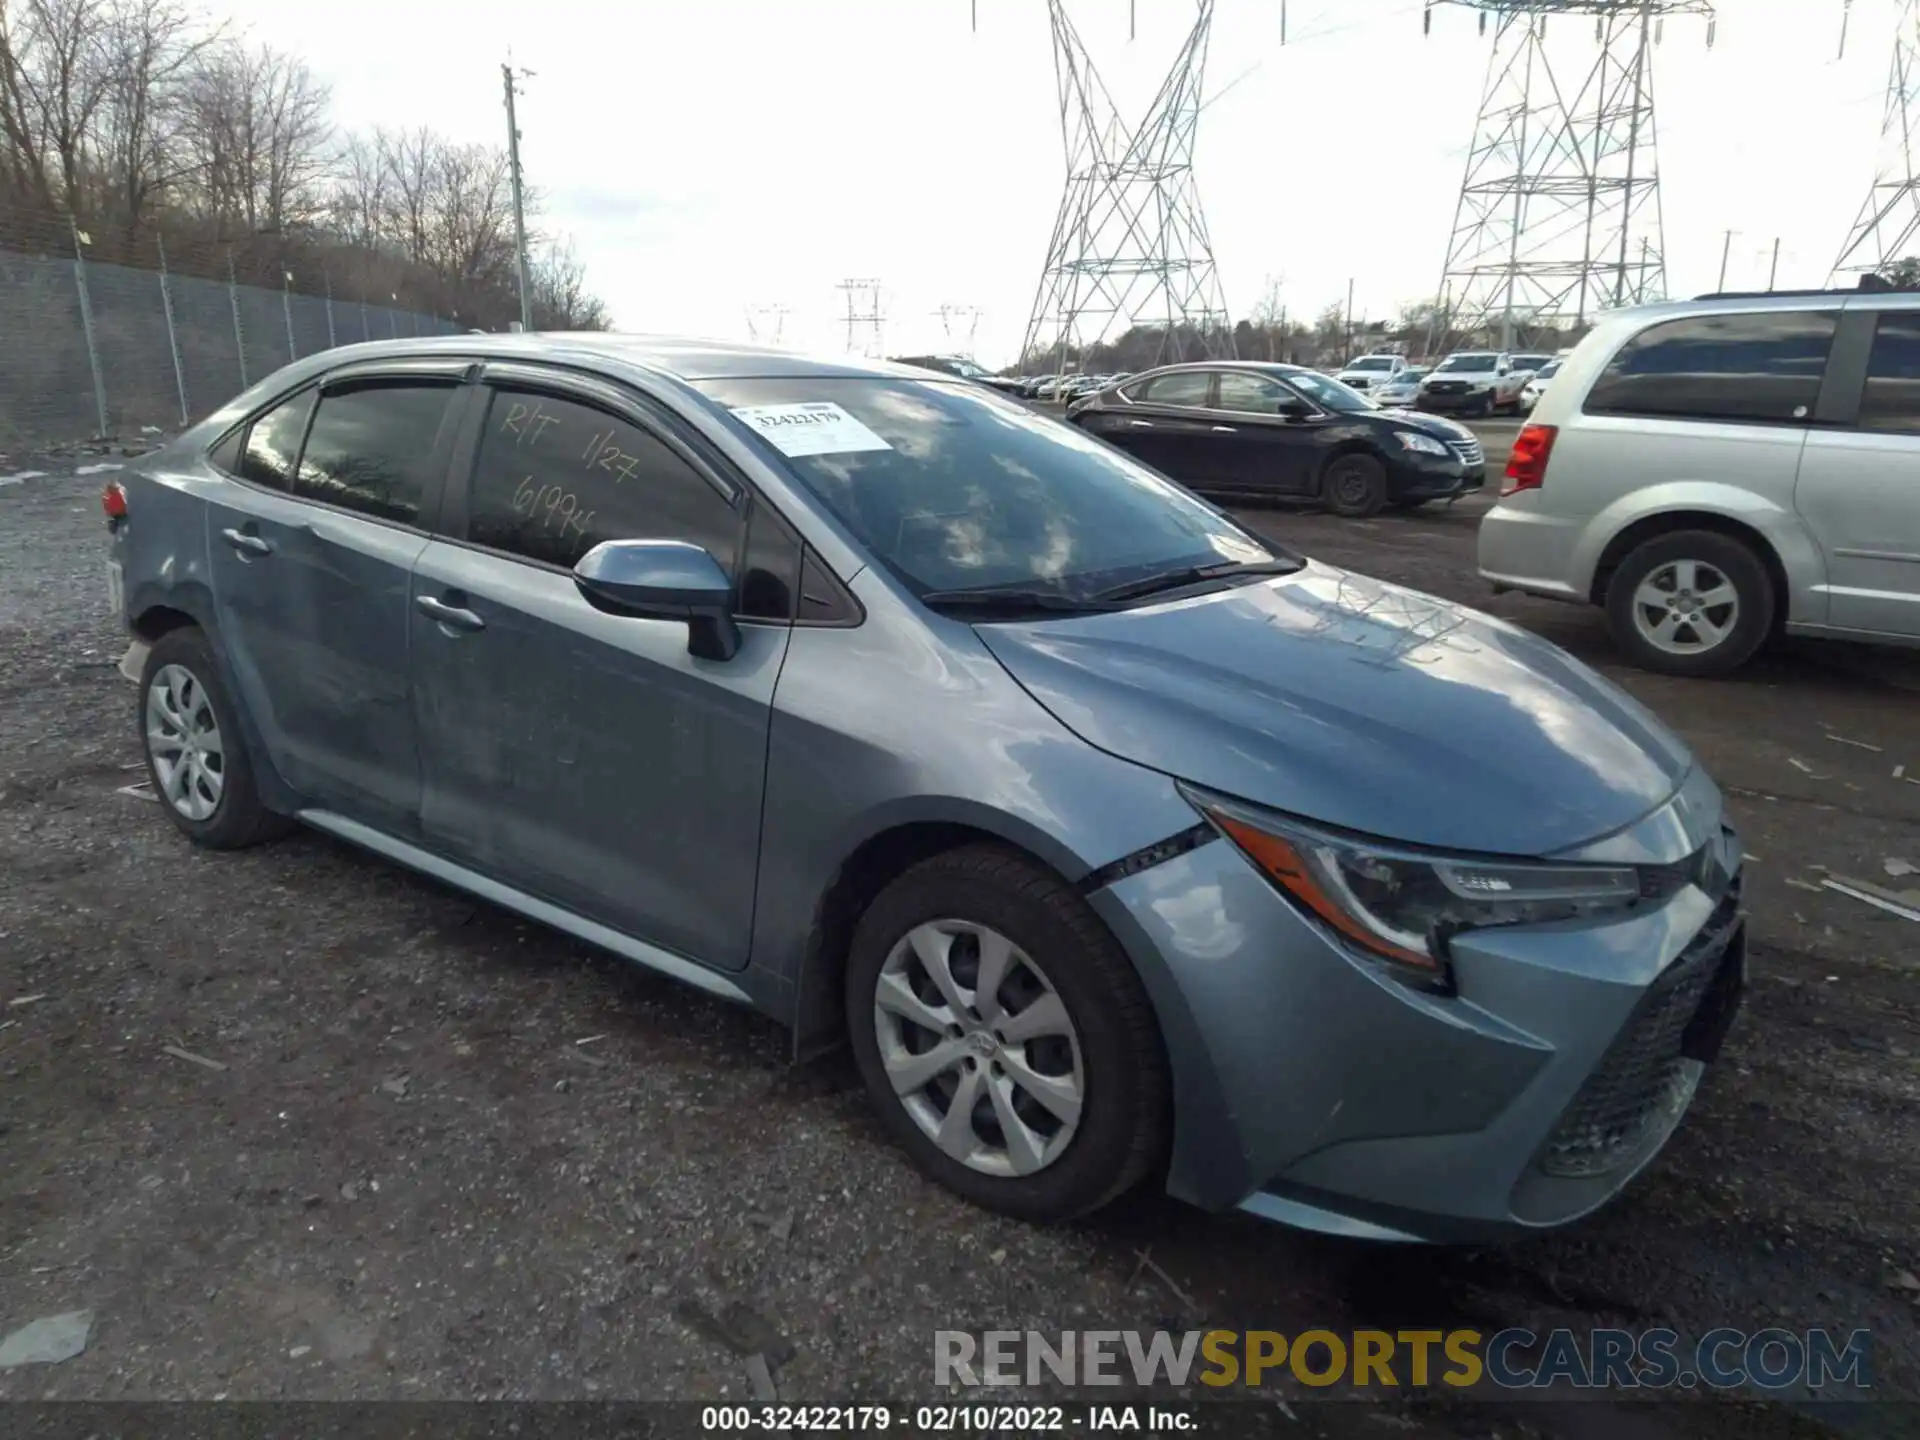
xmin=204 ymin=362 xmax=469 ymax=834
xmin=1792 ymin=306 xmax=1920 ymax=638
xmin=1089 ymin=370 xmax=1218 ymax=484
xmin=409 ymin=364 xmax=794 ymax=971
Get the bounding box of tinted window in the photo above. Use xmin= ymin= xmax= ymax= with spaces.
xmin=1860 ymin=313 xmax=1920 ymax=435
xmin=296 ymin=381 xmax=455 ymax=523
xmin=237 ymin=391 xmax=313 ymax=490
xmin=208 ymin=426 xmax=244 ymax=476
xmin=1585 ymin=311 xmax=1838 ymax=423
xmin=695 ymin=376 xmax=1278 ymax=601
xmin=466 ymin=388 xmax=740 ymax=571
xmin=1138 ymin=371 xmax=1212 ymax=407
xmin=1216 ymin=372 xmax=1293 ymax=414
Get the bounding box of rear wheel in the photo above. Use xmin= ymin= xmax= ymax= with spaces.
xmin=845 ymin=844 xmax=1169 ymax=1223
xmin=1323 ymin=453 xmax=1390 ymax=518
xmin=139 ymin=627 xmax=293 ymax=848
xmin=1603 ymin=530 xmax=1775 ymax=678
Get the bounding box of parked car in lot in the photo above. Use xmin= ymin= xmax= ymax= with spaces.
xmin=889 ymin=354 xmax=1026 ymax=400
xmin=106 ymin=335 xmax=1745 ymax=1242
xmin=1520 ymin=358 xmax=1562 ymax=411
xmin=1479 ymin=285 xmax=1920 ymax=676
xmin=1371 ymin=366 xmax=1431 ymax=408
xmin=1509 ymin=353 xmax=1557 ymax=380
xmin=1419 ymin=352 xmax=1532 ymax=417
xmin=1334 ymin=354 xmax=1409 ymax=392
xmin=1067 ymin=361 xmax=1485 ymax=515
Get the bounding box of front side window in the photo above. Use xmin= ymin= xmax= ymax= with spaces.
xmin=696 ymin=376 xmax=1279 ymax=601
xmin=295 ymin=381 xmax=456 ymax=523
xmin=237 ymin=390 xmax=314 ymax=490
xmin=1137 ymin=371 xmax=1213 ymax=407
xmin=465 ymin=387 xmax=740 ymax=572
xmin=1216 ymin=371 xmax=1293 ymax=414
xmin=1859 ymin=313 xmax=1920 ymax=435
xmin=1584 ymin=311 xmax=1838 ymax=424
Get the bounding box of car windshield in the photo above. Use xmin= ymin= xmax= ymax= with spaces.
xmin=696 ymin=377 xmax=1285 ymax=601
xmin=1511 ymin=355 xmax=1553 ymax=371
xmin=1435 ymin=354 xmax=1498 ymax=373
xmin=949 ymin=359 xmax=990 ymax=379
xmin=1536 ymin=360 xmax=1561 ymax=379
xmin=1279 ymin=370 xmax=1376 ymax=413
xmin=1347 ymin=357 xmax=1395 ymax=371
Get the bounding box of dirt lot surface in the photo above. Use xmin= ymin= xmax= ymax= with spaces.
xmin=2 ymin=433 xmax=1917 ymax=1438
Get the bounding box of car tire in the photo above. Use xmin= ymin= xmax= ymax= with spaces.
xmin=138 ymin=627 xmax=294 ymax=849
xmin=1323 ymin=453 xmax=1390 ymax=518
xmin=844 ymin=843 xmax=1170 ymax=1223
xmin=1603 ymin=531 xmax=1775 ymax=678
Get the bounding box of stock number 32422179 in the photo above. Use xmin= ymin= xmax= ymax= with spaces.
xmin=700 ymin=1404 xmax=1071 ymax=1431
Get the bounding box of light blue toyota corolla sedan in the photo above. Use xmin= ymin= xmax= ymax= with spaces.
xmin=105 ymin=335 xmax=1745 ymax=1242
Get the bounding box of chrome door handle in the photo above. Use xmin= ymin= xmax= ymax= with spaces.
xmin=1128 ymin=419 xmax=1154 ymax=428
xmin=220 ymin=527 xmax=271 ymax=557
xmin=415 ymin=594 xmax=486 ymax=633
xmin=1211 ymin=425 xmax=1237 ymax=433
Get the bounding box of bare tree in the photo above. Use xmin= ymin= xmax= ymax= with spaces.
xmin=180 ymin=37 xmax=329 ymax=233
xmin=529 ymin=238 xmax=608 ymax=329
xmin=94 ymin=0 xmax=217 ymax=235
xmin=0 ymin=0 xmax=116 ymax=214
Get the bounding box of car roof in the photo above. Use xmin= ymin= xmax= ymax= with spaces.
xmin=276 ymin=331 xmax=943 ymax=383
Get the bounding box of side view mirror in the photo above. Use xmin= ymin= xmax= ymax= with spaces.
xmin=573 ymin=539 xmax=741 ymax=662
xmin=1275 ymin=397 xmax=1314 ymax=419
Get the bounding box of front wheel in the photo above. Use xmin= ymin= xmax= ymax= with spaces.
xmin=1323 ymin=453 xmax=1390 ymax=518
xmin=845 ymin=844 xmax=1170 ymax=1223
xmin=1603 ymin=531 xmax=1775 ymax=678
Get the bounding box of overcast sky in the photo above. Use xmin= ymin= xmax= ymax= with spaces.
xmin=228 ymin=0 xmax=1907 ymax=364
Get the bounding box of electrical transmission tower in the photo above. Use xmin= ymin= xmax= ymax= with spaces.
xmin=745 ymin=304 xmax=793 ymax=345
xmin=1429 ymin=0 xmax=1713 ymax=350
xmin=837 ymin=279 xmax=887 ymax=357
xmin=934 ymin=304 xmax=984 ymax=355
xmin=1013 ymin=0 xmax=1233 ymax=373
xmin=1832 ymin=0 xmax=1920 ymax=281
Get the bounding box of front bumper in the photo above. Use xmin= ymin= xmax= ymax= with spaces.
xmin=1087 ymin=782 xmax=1743 ymax=1242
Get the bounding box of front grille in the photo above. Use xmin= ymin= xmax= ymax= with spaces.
xmin=1537 ymin=879 xmax=1743 ymax=1179
xmin=1427 ymin=381 xmax=1466 ymax=394
xmin=1448 ymin=437 xmax=1485 ymax=466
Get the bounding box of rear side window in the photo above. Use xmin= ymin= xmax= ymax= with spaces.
xmin=237 ymin=390 xmax=314 ymax=491
xmin=296 ymin=381 xmax=457 ymax=524
xmin=1137 ymin=371 xmax=1212 ymax=407
xmin=465 ymin=387 xmax=741 ymax=572
xmin=1859 ymin=313 xmax=1920 ymax=435
xmin=1585 ymin=311 xmax=1838 ymax=424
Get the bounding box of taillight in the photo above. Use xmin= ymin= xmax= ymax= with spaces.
xmin=1503 ymin=423 xmax=1557 ymax=496
xmin=101 ymin=481 xmax=127 ymax=520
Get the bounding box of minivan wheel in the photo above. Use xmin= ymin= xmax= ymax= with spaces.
xmin=139 ymin=628 xmax=293 ymax=848
xmin=1323 ymin=454 xmax=1389 ymax=518
xmin=844 ymin=844 xmax=1169 ymax=1222
xmin=1603 ymin=531 xmax=1775 ymax=678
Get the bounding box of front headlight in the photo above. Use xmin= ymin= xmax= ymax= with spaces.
xmin=1185 ymin=787 xmax=1643 ymax=984
xmin=1394 ymin=431 xmax=1449 ymax=456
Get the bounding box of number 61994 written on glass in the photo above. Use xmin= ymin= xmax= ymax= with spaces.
xmin=512 ymin=475 xmax=594 ymax=539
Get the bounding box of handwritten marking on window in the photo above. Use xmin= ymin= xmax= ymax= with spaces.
xmin=499 ymin=400 xmax=561 ymax=448
xmin=512 ymin=475 xmax=593 ymax=538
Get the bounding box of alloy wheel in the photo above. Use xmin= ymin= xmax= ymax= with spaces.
xmin=872 ymin=920 xmax=1085 ymax=1178
xmin=145 ymin=663 xmax=225 ymax=821
xmin=1629 ymin=559 xmax=1740 ymax=656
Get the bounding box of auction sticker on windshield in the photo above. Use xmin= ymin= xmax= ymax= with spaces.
xmin=731 ymin=402 xmax=893 ymax=458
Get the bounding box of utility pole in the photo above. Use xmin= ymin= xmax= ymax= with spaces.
xmin=1717 ymin=229 xmax=1736 ymax=291
xmin=502 ymin=62 xmax=534 ymax=332
xmin=1768 ymin=236 xmax=1781 ymax=290
xmin=1345 ymin=277 xmax=1355 ymax=360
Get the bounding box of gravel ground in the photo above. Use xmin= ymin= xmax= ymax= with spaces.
xmin=2 ymin=435 xmax=1917 ymax=1438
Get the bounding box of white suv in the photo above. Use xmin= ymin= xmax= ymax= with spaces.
xmin=1478 ymin=286 xmax=1920 ymax=676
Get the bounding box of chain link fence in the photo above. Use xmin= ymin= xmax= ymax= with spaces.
xmin=1 ymin=229 xmax=467 ymax=449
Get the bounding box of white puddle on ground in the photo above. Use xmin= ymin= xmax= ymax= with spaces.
xmin=0 ymin=471 xmax=49 ymax=486
xmin=72 ymin=463 xmax=124 ymax=476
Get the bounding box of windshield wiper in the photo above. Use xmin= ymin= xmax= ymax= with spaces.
xmin=1092 ymin=556 xmax=1302 ymax=604
xmin=918 ymin=585 xmax=1120 ymax=615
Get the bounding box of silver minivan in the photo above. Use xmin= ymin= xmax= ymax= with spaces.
xmin=1477 ymin=286 xmax=1920 ymax=676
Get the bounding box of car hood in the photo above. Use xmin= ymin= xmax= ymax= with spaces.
xmin=974 ymin=562 xmax=1694 ymax=857
xmin=1372 ymin=409 xmax=1475 ymax=441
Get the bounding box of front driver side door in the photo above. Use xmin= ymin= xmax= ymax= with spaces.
xmin=1209 ymin=371 xmax=1322 ymax=496
xmin=409 ymin=366 xmax=788 ymax=971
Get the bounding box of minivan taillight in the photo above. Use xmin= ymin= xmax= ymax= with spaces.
xmin=1503 ymin=424 xmax=1557 ymax=496
xmin=102 ymin=481 xmax=127 ymax=520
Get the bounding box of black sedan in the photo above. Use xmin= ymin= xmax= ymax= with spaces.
xmin=1063 ymin=362 xmax=1486 ymax=517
